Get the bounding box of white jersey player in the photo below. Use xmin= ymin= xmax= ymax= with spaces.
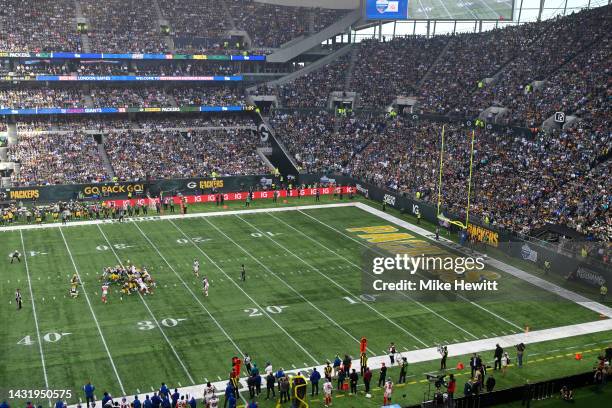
xmin=203 ymin=382 xmax=216 ymax=405
xmin=323 ymin=379 xmax=333 ymax=407
xmin=101 ymin=283 xmax=109 ymax=303
xmin=383 ymin=379 xmax=393 ymax=405
xmin=193 ymin=259 xmax=200 ymax=277
xmin=136 ymin=277 xmax=149 ymax=295
xmin=202 ymin=276 xmax=209 ymax=297
xmin=208 ymin=395 xmax=218 ymax=408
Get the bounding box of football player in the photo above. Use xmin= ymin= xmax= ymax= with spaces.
xmin=202 ymin=276 xmax=210 ymax=297
xmin=193 ymin=259 xmax=200 ymax=277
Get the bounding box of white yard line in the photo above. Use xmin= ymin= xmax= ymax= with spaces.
xmin=58 ymin=227 xmax=126 ymax=395
xmin=416 ymin=0 xmax=431 ymax=19
xmin=130 ymin=222 xmax=246 ymax=357
xmin=351 ymin=202 xmax=612 ymax=319
xmin=461 ymin=0 xmax=480 ymax=19
xmin=96 ymin=224 xmax=195 ymax=385
xmin=20 ymin=230 xmax=51 ymax=406
xmin=168 ymin=219 xmax=321 ymax=366
xmin=4 ymin=201 xmax=609 ymax=318
xmin=436 ymin=0 xmax=454 ymax=18
xmin=267 ymin=212 xmax=479 ymax=341
xmin=68 ymin=318 xmax=612 ymax=408
xmin=200 ymin=216 xmax=378 ymax=357
xmin=235 ymin=215 xmax=429 ymax=348
xmin=478 ymin=0 xmax=501 ymax=19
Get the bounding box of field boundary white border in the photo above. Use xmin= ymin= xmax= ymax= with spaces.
xmin=7 ymin=201 xmax=611 ymax=406
xmin=0 ymin=203 xmax=356 ymax=232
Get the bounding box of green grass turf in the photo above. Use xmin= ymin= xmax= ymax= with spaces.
xmin=0 ymin=198 xmax=610 ymax=408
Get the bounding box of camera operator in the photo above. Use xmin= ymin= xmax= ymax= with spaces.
xmin=446 ymin=374 xmax=456 ymax=405
xmin=439 ymin=345 xmax=448 ymax=370
xmin=432 ymin=374 xmax=447 ymax=407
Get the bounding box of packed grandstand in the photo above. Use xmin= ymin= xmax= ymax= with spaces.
xmin=0 ymin=1 xmax=610 ymax=405
xmin=1 ymin=0 xmax=609 ymax=243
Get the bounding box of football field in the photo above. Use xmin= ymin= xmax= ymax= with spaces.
xmin=1 ymin=200 xmax=610 ymax=407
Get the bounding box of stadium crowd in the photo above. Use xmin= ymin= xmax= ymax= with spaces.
xmin=0 ymin=4 xmax=609 ymax=244
xmin=0 ymin=88 xmax=84 ymax=109
xmin=0 ymin=0 xmax=81 ymax=53
xmin=277 ymin=56 xmax=349 ymax=108
xmin=277 ymin=5 xmax=611 ymax=128
xmin=88 ymin=87 xmax=176 ymax=108
xmin=104 ymin=128 xmax=268 ymax=181
xmin=171 ymin=87 xmax=245 ymax=107
xmin=473 ymin=6 xmax=611 ymax=126
xmin=8 ymin=131 xmax=107 ymax=185
xmin=3 ymin=116 xmax=265 ymax=186
xmin=351 ymin=36 xmax=448 ymax=109
xmin=270 ymin=111 xmax=384 ymax=173
xmin=0 ymin=0 xmax=349 ymax=54
xmin=81 ymin=0 xmax=166 ymax=53
xmin=9 ymin=116 xmax=255 ymax=134
xmin=0 ymin=87 xmax=246 ymax=109
xmin=160 ymin=0 xmax=230 ymax=53
xmin=271 ymin=110 xmax=610 ymax=241
xmin=228 ymin=1 xmax=347 ymax=48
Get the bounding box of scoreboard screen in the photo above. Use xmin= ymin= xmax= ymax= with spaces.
xmin=365 ymin=0 xmax=514 ymax=21
xmin=365 ymin=0 xmax=410 ymax=20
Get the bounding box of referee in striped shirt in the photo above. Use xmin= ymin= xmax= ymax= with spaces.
xmin=15 ymin=288 xmax=22 ymax=310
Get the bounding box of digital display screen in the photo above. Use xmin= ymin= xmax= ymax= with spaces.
xmin=365 ymin=0 xmax=514 ymax=21
xmin=365 ymin=0 xmax=410 ymax=20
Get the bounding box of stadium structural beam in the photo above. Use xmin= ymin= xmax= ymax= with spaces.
xmin=563 ymin=0 xmax=568 ymax=15
xmin=518 ymin=0 xmax=524 ymax=23
xmin=537 ymin=0 xmax=545 ymax=21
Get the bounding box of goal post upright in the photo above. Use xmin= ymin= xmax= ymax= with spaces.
xmin=435 ymin=126 xmax=476 ymax=230
xmin=464 ymin=129 xmax=476 ymax=229
xmin=436 ymin=125 xmax=445 ymax=218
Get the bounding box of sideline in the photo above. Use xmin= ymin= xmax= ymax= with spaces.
xmin=10 ymin=200 xmax=610 ymax=404
xmin=67 ymin=318 xmax=612 ymax=407
xmin=0 ymin=203 xmax=355 ymax=232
